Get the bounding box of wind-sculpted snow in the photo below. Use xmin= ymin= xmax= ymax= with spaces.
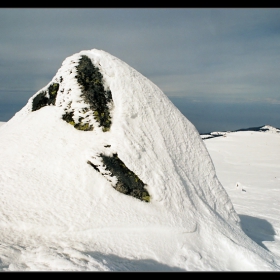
xmin=0 ymin=49 xmax=279 ymax=271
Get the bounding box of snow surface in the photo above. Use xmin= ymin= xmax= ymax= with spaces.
xmin=0 ymin=49 xmax=279 ymax=271
xmin=204 ymin=129 xmax=280 ymax=263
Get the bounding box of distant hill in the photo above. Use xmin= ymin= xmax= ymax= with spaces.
xmin=201 ymin=124 xmax=280 ymax=140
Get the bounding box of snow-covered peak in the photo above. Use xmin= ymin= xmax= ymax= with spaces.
xmin=13 ymin=48 xmax=238 ymax=218
xmin=0 ymin=49 xmax=278 ymax=271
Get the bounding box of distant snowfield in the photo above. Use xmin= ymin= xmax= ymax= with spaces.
xmin=0 ymin=49 xmax=279 ymax=271
xmin=204 ymin=129 xmax=280 ymax=261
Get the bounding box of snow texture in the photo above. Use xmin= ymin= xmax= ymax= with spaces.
xmin=204 ymin=129 xmax=280 ymax=265
xmin=0 ymin=49 xmax=279 ymax=271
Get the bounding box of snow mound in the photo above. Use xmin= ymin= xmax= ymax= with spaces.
xmin=0 ymin=49 xmax=279 ymax=271
xmin=260 ymin=125 xmax=280 ymax=133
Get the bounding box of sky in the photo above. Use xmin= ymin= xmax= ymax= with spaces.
xmin=0 ymin=8 xmax=280 ymax=133
xmin=0 ymin=49 xmax=279 ymax=271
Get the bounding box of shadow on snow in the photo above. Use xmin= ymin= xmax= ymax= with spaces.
xmin=239 ymin=214 xmax=276 ymax=251
xmin=85 ymin=251 xmax=186 ymax=272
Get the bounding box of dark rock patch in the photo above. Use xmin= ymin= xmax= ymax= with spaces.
xmin=100 ymin=153 xmax=150 ymax=202
xmin=32 ymin=83 xmax=59 ymax=111
xmin=87 ymin=160 xmax=100 ymax=172
xmin=75 ymin=55 xmax=113 ymax=132
xmin=62 ymin=111 xmax=93 ymax=131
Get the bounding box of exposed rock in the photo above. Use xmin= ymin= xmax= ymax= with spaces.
xmin=75 ymin=55 xmax=113 ymax=132
xmin=32 ymin=83 xmax=59 ymax=111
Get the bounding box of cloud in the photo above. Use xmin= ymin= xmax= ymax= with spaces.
xmin=0 ymin=8 xmax=280 ymax=120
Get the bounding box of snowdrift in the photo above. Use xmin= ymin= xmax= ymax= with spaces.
xmin=0 ymin=49 xmax=278 ymax=271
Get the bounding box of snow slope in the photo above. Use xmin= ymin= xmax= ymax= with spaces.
xmin=0 ymin=49 xmax=279 ymax=271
